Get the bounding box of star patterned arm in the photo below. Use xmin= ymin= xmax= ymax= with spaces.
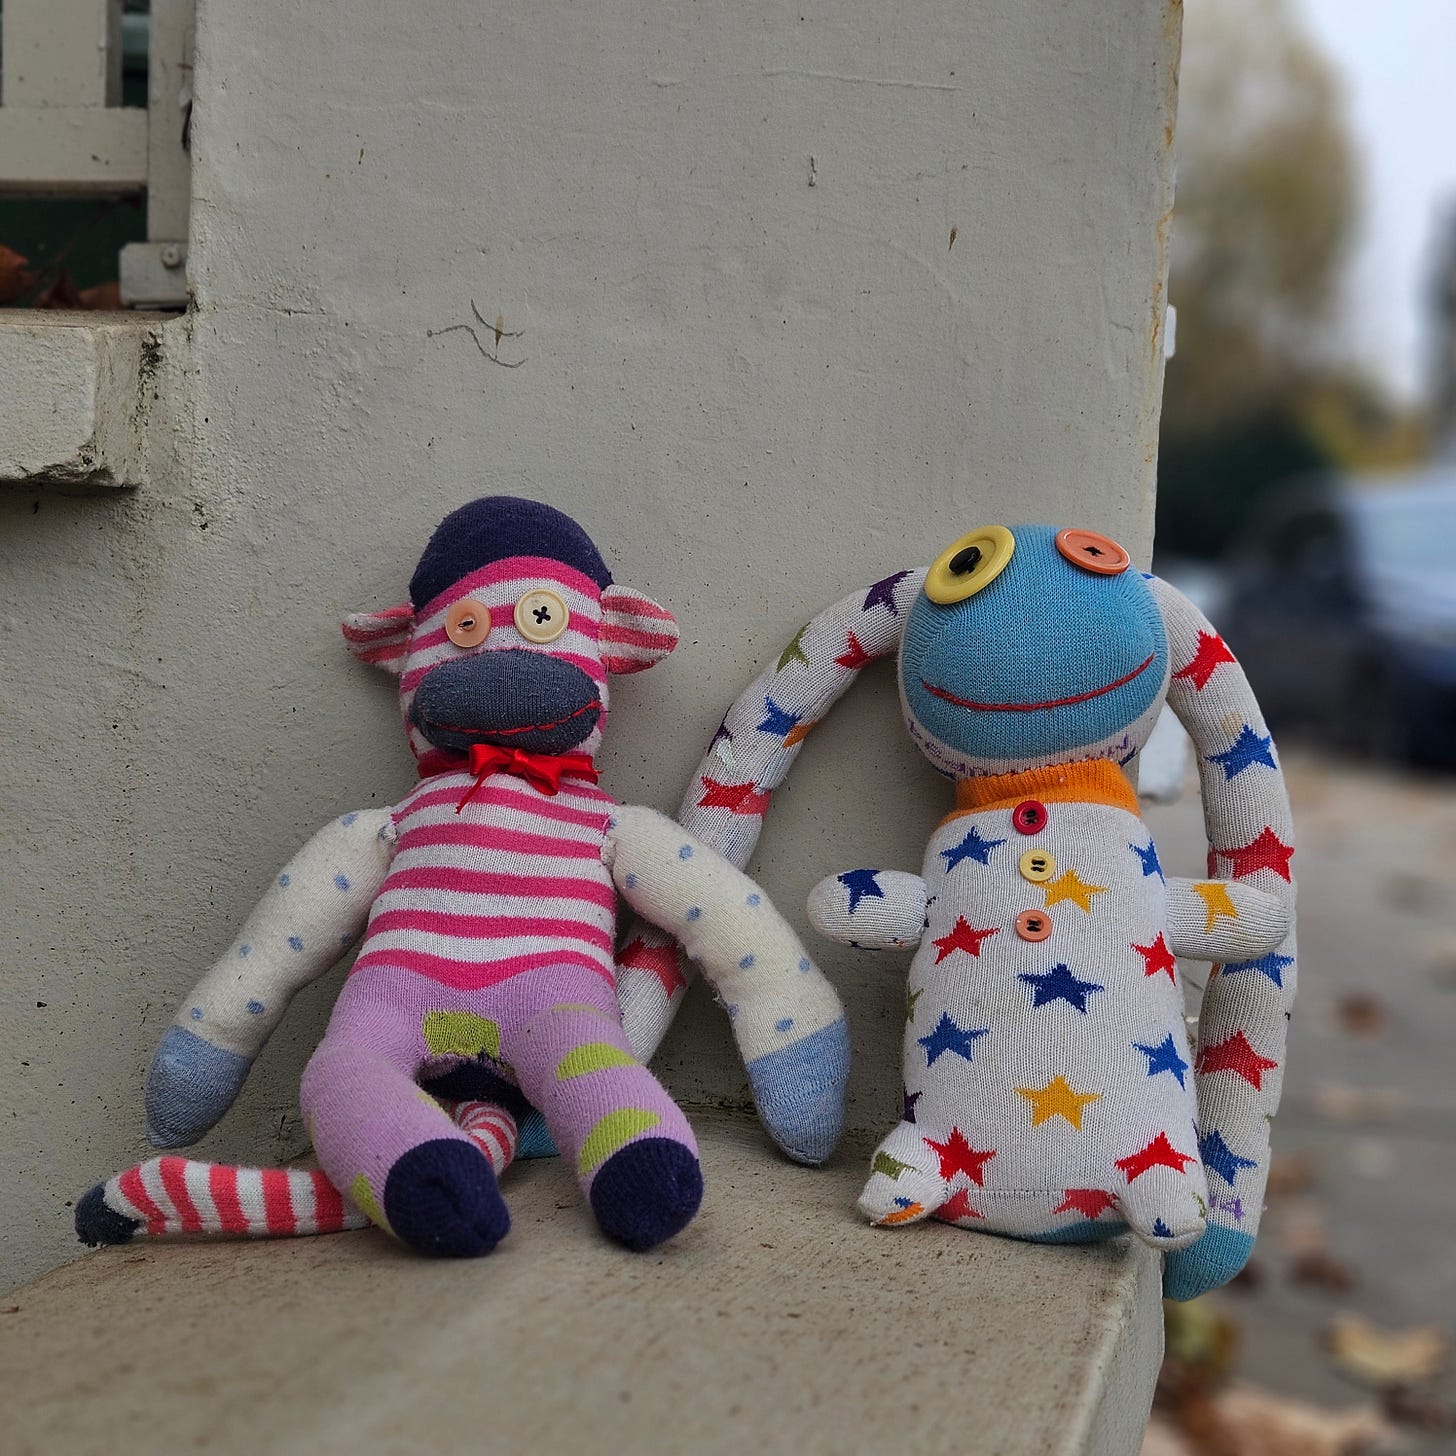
xmin=604 ymin=804 xmax=850 ymax=1164
xmin=806 ymin=869 xmax=929 ymax=950
xmin=1163 ymin=877 xmax=1290 ymax=963
xmin=1149 ymin=576 xmax=1298 ymax=1300
xmin=616 ymin=569 xmax=926 ymax=1061
xmin=144 ymin=809 xmax=396 ymax=1148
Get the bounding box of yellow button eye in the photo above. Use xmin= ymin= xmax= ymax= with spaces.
xmin=924 ymin=525 xmax=1015 ymax=604
xmin=514 ymin=588 xmax=570 ymax=644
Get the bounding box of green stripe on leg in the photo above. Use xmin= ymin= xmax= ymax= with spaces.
xmin=556 ymin=1043 xmax=638 ymax=1081
xmin=577 ymin=1109 xmax=662 ymax=1175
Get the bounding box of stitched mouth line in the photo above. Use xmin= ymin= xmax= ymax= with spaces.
xmin=427 ymin=698 xmax=602 ymax=738
xmin=922 ymin=654 xmax=1156 ymax=712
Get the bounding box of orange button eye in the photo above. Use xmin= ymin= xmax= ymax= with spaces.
xmin=1055 ymin=528 xmax=1131 ymax=575
xmin=444 ymin=598 xmax=492 ymax=648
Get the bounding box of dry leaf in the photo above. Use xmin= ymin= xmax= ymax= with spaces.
xmin=1207 ymin=1384 xmax=1400 ymax=1456
xmin=1266 ymin=1154 xmax=1320 ymax=1199
xmin=1326 ymin=1312 xmax=1449 ymax=1389
xmin=79 ymin=280 xmax=122 ymax=310
xmin=0 ymin=243 xmax=38 ymax=304
xmin=34 ymin=268 xmax=85 ymax=309
xmin=1381 ymin=1385 xmax=1456 ymax=1433
xmin=1141 ymin=1414 xmax=1196 ymax=1456
xmin=1290 ymin=1249 xmax=1358 ymax=1293
xmin=1335 ymin=993 xmax=1387 ymax=1038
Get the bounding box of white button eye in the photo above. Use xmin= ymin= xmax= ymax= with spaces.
xmin=514 ymin=589 xmax=570 ymax=644
xmin=444 ymin=598 xmax=491 ymax=648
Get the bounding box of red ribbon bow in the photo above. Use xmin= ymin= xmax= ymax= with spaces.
xmin=456 ymin=742 xmax=599 ymax=812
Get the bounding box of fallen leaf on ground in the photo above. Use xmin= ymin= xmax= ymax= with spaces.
xmin=1266 ymin=1155 xmax=1320 ymax=1199
xmin=1335 ymin=993 xmax=1387 ymax=1037
xmin=1141 ymin=1414 xmax=1194 ymax=1456
xmin=1310 ymin=1083 xmax=1408 ymax=1125
xmin=1326 ymin=1312 xmax=1449 ymax=1389
xmin=1165 ymin=1383 xmax=1400 ymax=1456
xmin=0 ymin=243 xmax=38 ymax=304
xmin=1290 ymin=1249 xmax=1358 ymax=1293
xmin=1382 ymin=1386 xmax=1456 ymax=1433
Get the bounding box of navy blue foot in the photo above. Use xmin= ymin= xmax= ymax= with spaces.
xmin=588 ymin=1138 xmax=703 ymax=1252
xmin=75 ymin=1185 xmax=141 ymax=1247
xmin=382 ymin=1138 xmax=511 ymax=1258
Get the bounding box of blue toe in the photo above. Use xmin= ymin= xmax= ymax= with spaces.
xmin=145 ymin=1027 xmax=253 ymax=1147
xmin=75 ymin=1185 xmax=141 ymax=1247
xmin=588 ymin=1138 xmax=703 ymax=1251
xmin=513 ymin=1110 xmax=558 ymax=1159
xmin=383 ymin=1138 xmax=510 ymax=1257
xmin=745 ymin=1018 xmax=850 ymax=1165
xmin=1162 ymin=1224 xmax=1256 ymax=1300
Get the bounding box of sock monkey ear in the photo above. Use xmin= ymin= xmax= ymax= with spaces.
xmin=341 ymin=604 xmax=415 ymax=674
xmin=600 ymin=586 xmax=679 ymax=674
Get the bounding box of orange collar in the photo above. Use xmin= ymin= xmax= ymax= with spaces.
xmin=943 ymin=759 xmax=1138 ymax=826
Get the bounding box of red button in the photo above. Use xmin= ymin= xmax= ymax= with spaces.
xmin=1015 ymin=909 xmax=1053 ymax=942
xmin=1012 ymin=800 xmax=1048 ymax=834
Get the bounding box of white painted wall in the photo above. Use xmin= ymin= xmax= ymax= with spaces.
xmin=0 ymin=0 xmax=1179 ymax=1288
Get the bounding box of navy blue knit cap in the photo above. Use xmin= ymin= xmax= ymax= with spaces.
xmin=409 ymin=496 xmax=613 ymax=609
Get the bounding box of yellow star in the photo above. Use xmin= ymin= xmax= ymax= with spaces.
xmin=1015 ymin=1076 xmax=1101 ymax=1129
xmin=1191 ymin=880 xmax=1239 ymax=932
xmin=1042 ymin=870 xmax=1108 ymax=914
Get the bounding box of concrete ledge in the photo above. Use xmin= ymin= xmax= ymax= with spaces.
xmin=0 ymin=310 xmax=168 ymax=489
xmin=0 ymin=1112 xmax=1161 ymax=1456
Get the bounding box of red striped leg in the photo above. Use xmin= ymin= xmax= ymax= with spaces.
xmin=104 ymin=1157 xmax=368 ymax=1237
xmin=439 ymin=1099 xmax=519 ymax=1176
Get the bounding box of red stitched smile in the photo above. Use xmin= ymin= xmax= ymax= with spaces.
xmin=429 ymin=699 xmax=602 ymax=737
xmin=922 ymin=654 xmax=1156 ymax=712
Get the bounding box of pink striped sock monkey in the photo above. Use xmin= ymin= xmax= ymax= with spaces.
xmin=77 ymin=498 xmax=848 ymax=1257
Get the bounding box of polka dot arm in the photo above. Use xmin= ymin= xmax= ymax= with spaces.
xmin=807 ymin=869 xmax=928 ymax=950
xmin=1150 ymin=576 xmax=1298 ymax=1300
xmin=144 ymin=809 xmax=397 ymax=1148
xmin=605 ymin=804 xmax=850 ymax=1164
xmin=616 ymin=569 xmax=924 ymax=1063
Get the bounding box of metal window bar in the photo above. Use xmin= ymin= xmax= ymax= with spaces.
xmin=0 ymin=0 xmax=194 ymax=306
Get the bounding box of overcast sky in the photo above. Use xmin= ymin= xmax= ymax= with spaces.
xmin=1296 ymin=0 xmax=1456 ymax=402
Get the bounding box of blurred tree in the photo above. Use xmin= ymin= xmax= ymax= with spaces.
xmin=1155 ymin=0 xmax=1420 ymax=557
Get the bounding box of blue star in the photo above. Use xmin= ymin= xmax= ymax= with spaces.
xmin=1134 ymin=1034 xmax=1189 ymax=1086
xmin=1153 ymin=1218 xmax=1172 ymax=1238
xmin=1221 ymin=952 xmax=1293 ymax=988
xmin=903 ymin=1089 xmax=921 ymax=1123
xmin=940 ymin=826 xmax=1006 ymax=872
xmin=917 ymin=1013 xmax=989 ymax=1067
xmin=1130 ymin=840 xmax=1165 ymax=881
xmin=1206 ymin=724 xmax=1277 ymax=780
xmin=1018 ymin=963 xmax=1104 ymax=1014
xmin=863 ymin=570 xmax=912 ymax=615
xmin=756 ymin=695 xmax=801 ymax=738
xmin=1199 ymin=1129 xmax=1257 ymax=1187
xmin=838 ymin=868 xmax=885 ymax=914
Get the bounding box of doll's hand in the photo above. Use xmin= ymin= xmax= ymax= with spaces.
xmin=807 ymin=870 xmax=927 ymax=950
xmin=145 ymin=1027 xmax=253 ymax=1147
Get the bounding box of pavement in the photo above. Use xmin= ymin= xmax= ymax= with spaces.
xmin=1143 ymin=748 xmax=1456 ymax=1449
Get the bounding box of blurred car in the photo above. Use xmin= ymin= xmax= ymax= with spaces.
xmin=1218 ymin=468 xmax=1456 ymax=769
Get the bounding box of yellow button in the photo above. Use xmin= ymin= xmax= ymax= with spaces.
xmin=924 ymin=524 xmax=1016 ymax=604
xmin=514 ymin=589 xmax=570 ymax=644
xmin=1019 ymin=848 xmax=1057 ymax=883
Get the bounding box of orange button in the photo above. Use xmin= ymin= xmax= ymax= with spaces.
xmin=1015 ymin=909 xmax=1053 ymax=942
xmin=1055 ymin=528 xmax=1131 ymax=576
xmin=444 ymin=597 xmax=491 ymax=648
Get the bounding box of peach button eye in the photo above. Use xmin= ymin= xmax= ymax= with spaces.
xmin=444 ymin=598 xmax=492 ymax=648
xmin=1055 ymin=528 xmax=1131 ymax=575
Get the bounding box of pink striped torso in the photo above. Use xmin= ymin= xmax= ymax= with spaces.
xmin=351 ymin=770 xmax=618 ymax=992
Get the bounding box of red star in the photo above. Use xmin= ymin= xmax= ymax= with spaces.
xmin=1131 ymin=932 xmax=1178 ymax=982
xmin=932 ymin=916 xmax=1000 ymax=964
xmin=1216 ymin=826 xmax=1294 ymax=882
xmin=1116 ymin=1132 xmax=1195 ymax=1182
xmin=697 ymin=777 xmax=772 ymax=816
xmin=934 ymin=1188 xmax=984 ymax=1223
xmin=923 ymin=1128 xmax=996 ymax=1185
xmin=617 ymin=936 xmax=685 ymax=998
xmin=1173 ymin=631 xmax=1237 ymax=691
xmin=835 ymin=629 xmax=876 ymax=671
xmin=1053 ymin=1189 xmax=1118 ymax=1220
xmin=1196 ymin=1030 xmax=1279 ymax=1090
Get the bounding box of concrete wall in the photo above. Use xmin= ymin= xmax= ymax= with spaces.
xmin=0 ymin=0 xmax=1180 ymax=1288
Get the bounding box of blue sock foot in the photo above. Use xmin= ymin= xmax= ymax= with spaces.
xmin=745 ymin=1017 xmax=850 ymax=1165
xmin=588 ymin=1138 xmax=703 ymax=1251
xmin=382 ymin=1138 xmax=511 ymax=1258
xmin=1162 ymin=1224 xmax=1256 ymax=1300
xmin=75 ymin=1184 xmax=142 ymax=1247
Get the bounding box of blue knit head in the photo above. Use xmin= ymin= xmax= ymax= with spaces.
xmin=898 ymin=524 xmax=1169 ymax=780
xmin=409 ymin=496 xmax=612 ymax=611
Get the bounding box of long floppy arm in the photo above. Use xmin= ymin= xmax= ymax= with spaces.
xmin=605 ymin=804 xmax=851 ymax=1164
xmin=1150 ymin=576 xmax=1299 ymax=1300
xmin=617 ymin=569 xmax=925 ymax=1061
xmin=145 ymin=809 xmax=396 ymax=1147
